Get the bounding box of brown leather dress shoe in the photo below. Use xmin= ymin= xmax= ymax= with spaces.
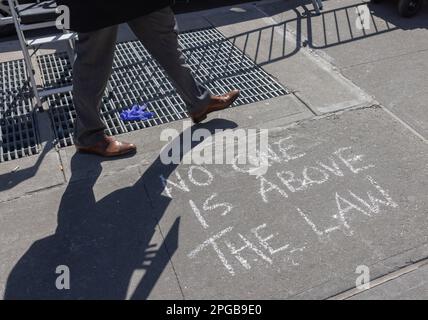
xmin=76 ymin=136 xmax=137 ymax=157
xmin=190 ymin=89 xmax=240 ymax=124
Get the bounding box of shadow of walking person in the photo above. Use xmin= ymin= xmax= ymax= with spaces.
xmin=4 ymin=119 xmax=237 ymax=300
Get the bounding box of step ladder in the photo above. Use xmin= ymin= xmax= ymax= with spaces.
xmin=7 ymin=0 xmax=77 ymax=109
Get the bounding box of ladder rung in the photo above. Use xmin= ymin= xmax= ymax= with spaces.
xmin=0 ymin=16 xmax=13 ymax=26
xmin=16 ymin=1 xmax=58 ymax=24
xmin=39 ymin=85 xmax=73 ymax=97
xmin=26 ymin=33 xmax=77 ymax=46
xmin=21 ymin=21 xmax=57 ymax=31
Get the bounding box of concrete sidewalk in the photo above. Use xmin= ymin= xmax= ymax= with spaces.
xmin=0 ymin=0 xmax=427 ymax=300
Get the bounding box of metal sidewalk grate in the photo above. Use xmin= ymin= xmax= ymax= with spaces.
xmin=37 ymin=28 xmax=288 ymax=148
xmin=36 ymin=52 xmax=72 ymax=90
xmin=1 ymin=59 xmax=29 ymax=99
xmin=0 ymin=60 xmax=39 ymax=162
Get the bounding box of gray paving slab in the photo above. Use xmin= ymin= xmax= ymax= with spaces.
xmin=0 ymin=162 xmax=183 ymax=300
xmin=259 ymin=0 xmax=428 ymax=138
xmin=350 ymin=262 xmax=428 ymax=300
xmin=341 ymin=50 xmax=428 ymax=139
xmin=204 ymin=2 xmax=374 ymax=115
xmin=142 ymin=106 xmax=428 ymax=299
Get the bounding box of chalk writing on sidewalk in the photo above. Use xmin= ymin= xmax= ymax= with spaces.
xmin=160 ymin=135 xmax=399 ymax=276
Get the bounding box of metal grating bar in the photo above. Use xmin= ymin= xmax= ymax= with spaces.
xmin=36 ymin=52 xmax=72 ymax=90
xmin=0 ymin=60 xmax=39 ymax=163
xmin=37 ymin=28 xmax=288 ymax=148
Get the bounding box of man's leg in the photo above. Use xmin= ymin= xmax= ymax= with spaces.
xmin=73 ymin=26 xmax=118 ymax=147
xmin=127 ymin=7 xmax=211 ymax=115
xmin=127 ymin=7 xmax=239 ymax=122
xmin=73 ymin=26 xmax=137 ymax=157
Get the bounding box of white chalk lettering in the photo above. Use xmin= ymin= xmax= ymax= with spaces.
xmin=277 ymin=171 xmax=306 ymax=193
xmin=301 ymin=166 xmax=330 ymax=188
xmin=258 ymin=176 xmax=289 ymax=203
xmin=203 ymin=193 xmax=233 ymax=217
xmin=251 ymin=224 xmax=289 ymax=255
xmin=275 ymin=136 xmax=306 ymax=162
xmin=297 ymin=208 xmax=341 ymax=238
xmin=366 ymin=175 xmax=399 ymax=209
xmin=225 ymin=233 xmax=273 ymax=271
xmin=188 ymin=166 xmax=214 ymax=187
xmin=334 ymin=192 xmax=371 ymax=231
xmin=317 ymin=158 xmax=345 ymax=177
xmin=335 ymin=147 xmax=375 ymax=174
xmin=188 ymin=227 xmax=235 ymax=275
xmin=160 ymin=171 xmax=190 ymax=198
xmin=296 ymin=207 xmax=325 ymax=237
xmin=189 ymin=194 xmax=233 ymax=229
xmin=189 ymin=199 xmax=209 ymax=229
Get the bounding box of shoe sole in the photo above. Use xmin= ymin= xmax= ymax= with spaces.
xmin=192 ymin=93 xmax=240 ymax=124
xmin=76 ymin=147 xmax=137 ymax=158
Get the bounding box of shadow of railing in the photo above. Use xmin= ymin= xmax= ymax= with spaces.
xmin=179 ymin=0 xmax=427 ymax=68
xmin=304 ymin=1 xmax=427 ymax=50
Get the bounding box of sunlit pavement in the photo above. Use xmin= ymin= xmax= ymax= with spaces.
xmin=0 ymin=0 xmax=427 ymax=300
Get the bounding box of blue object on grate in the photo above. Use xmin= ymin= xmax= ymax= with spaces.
xmin=120 ymin=104 xmax=154 ymax=122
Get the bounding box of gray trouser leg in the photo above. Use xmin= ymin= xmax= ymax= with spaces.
xmin=127 ymin=7 xmax=211 ymax=114
xmin=73 ymin=26 xmax=118 ymax=146
xmin=72 ymin=7 xmax=211 ymax=146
